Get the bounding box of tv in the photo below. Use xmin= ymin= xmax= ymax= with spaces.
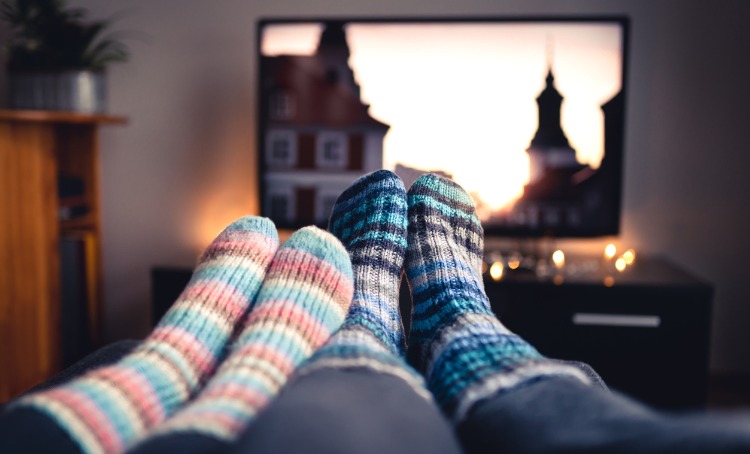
xmin=257 ymin=17 xmax=628 ymax=238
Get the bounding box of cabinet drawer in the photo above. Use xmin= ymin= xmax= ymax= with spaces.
xmin=484 ymin=281 xmax=712 ymax=409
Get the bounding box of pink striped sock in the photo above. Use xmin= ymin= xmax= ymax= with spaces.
xmin=10 ymin=216 xmax=279 ymax=453
xmin=131 ymin=226 xmax=353 ymax=450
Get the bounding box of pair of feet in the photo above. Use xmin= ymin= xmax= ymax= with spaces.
xmin=313 ymin=170 xmax=590 ymax=421
xmin=2 ymin=170 xmax=589 ymax=454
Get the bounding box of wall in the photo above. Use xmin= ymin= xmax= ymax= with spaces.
xmin=3 ymin=0 xmax=749 ymax=374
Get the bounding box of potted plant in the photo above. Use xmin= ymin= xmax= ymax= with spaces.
xmin=1 ymin=0 xmax=128 ymax=113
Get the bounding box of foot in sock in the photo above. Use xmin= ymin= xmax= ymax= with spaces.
xmin=128 ymin=226 xmax=353 ymax=453
xmin=406 ymin=174 xmax=590 ymax=422
xmin=298 ymin=170 xmax=428 ymax=395
xmin=0 ymin=216 xmax=279 ymax=454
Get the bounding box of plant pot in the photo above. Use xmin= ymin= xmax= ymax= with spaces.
xmin=7 ymin=70 xmax=107 ymax=113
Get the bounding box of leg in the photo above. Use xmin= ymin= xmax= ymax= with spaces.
xmin=0 ymin=217 xmax=279 ymax=453
xmin=128 ymin=226 xmax=354 ymax=453
xmin=299 ymin=170 xmax=432 ymax=394
xmin=232 ymin=368 xmax=460 ymax=454
xmin=406 ymin=174 xmax=588 ymax=420
xmin=25 ymin=340 xmax=140 ymax=395
xmin=406 ymin=174 xmax=750 ymax=453
xmin=460 ymin=376 xmax=750 ymax=454
xmin=234 ymin=171 xmax=462 ymax=454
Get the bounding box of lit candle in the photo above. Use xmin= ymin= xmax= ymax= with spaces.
xmin=615 ymin=257 xmax=627 ymax=272
xmin=604 ymin=243 xmax=617 ymax=260
xmin=552 ymin=250 xmax=565 ymax=268
xmin=623 ymin=249 xmax=636 ymax=265
xmin=490 ymin=262 xmax=504 ymax=281
xmin=507 ymin=252 xmax=521 ymax=270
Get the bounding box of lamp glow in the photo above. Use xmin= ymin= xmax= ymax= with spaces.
xmin=552 ymin=250 xmax=565 ymax=268
xmin=623 ymin=249 xmax=636 ymax=265
xmin=615 ymin=257 xmax=627 ymax=272
xmin=490 ymin=262 xmax=504 ymax=281
xmin=507 ymin=252 xmax=521 ymax=270
xmin=604 ymin=243 xmax=617 ymax=259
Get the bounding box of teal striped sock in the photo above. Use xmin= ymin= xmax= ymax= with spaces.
xmin=131 ymin=226 xmax=353 ymax=448
xmin=406 ymin=174 xmax=590 ymax=422
xmin=9 ymin=216 xmax=279 ymax=453
xmin=299 ymin=170 xmax=428 ymax=397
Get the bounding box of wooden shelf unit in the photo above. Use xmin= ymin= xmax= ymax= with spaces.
xmin=0 ymin=109 xmax=127 ymax=402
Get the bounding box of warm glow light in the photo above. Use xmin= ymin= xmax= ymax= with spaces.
xmin=615 ymin=257 xmax=627 ymax=272
xmin=490 ymin=262 xmax=504 ymax=281
xmin=604 ymin=243 xmax=617 ymax=259
xmin=193 ymin=206 xmax=255 ymax=259
xmin=481 ymin=261 xmax=489 ymax=274
xmin=508 ymin=258 xmax=521 ymax=270
xmin=552 ymin=250 xmax=565 ymax=268
xmin=603 ymin=276 xmax=615 ymax=287
xmin=623 ymin=249 xmax=636 ymax=265
xmin=553 ymin=274 xmax=565 ymax=285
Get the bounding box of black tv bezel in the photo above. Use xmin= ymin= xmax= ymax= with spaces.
xmin=256 ymin=15 xmax=630 ymax=238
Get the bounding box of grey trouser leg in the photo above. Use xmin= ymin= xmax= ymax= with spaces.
xmin=231 ymin=368 xmax=463 ymax=454
xmin=459 ymin=376 xmax=750 ymax=454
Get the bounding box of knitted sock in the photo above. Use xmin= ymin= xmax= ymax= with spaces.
xmin=1 ymin=216 xmax=279 ymax=454
xmin=128 ymin=226 xmax=353 ymax=453
xmin=298 ymin=170 xmax=428 ymax=397
xmin=406 ymin=174 xmax=590 ymax=422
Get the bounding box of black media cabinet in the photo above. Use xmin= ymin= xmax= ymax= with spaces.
xmin=153 ymin=256 xmax=713 ymax=411
xmin=479 ymin=256 xmax=713 ymax=411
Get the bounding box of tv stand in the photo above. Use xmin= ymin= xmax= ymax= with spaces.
xmin=480 ymin=255 xmax=713 ymax=410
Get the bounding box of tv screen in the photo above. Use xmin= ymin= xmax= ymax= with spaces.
xmin=257 ymin=17 xmax=628 ymax=237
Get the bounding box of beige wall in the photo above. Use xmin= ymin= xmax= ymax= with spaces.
xmin=3 ymin=0 xmax=750 ymax=373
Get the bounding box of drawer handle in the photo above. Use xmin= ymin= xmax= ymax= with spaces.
xmin=572 ymin=313 xmax=661 ymax=328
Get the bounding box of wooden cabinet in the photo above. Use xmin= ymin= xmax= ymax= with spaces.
xmin=0 ymin=109 xmax=126 ymax=402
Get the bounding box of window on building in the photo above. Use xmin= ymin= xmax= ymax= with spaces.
xmin=266 ymin=130 xmax=296 ymax=167
xmin=543 ymin=207 xmax=560 ymax=226
xmin=324 ymin=141 xmax=340 ymax=161
xmin=316 ymin=132 xmax=348 ymax=169
xmin=567 ymin=209 xmax=582 ymax=226
xmin=269 ymin=194 xmax=289 ymax=221
xmin=270 ymin=91 xmax=294 ymax=120
xmin=272 ymin=139 xmax=290 ymax=162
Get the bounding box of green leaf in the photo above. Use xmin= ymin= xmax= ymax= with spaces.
xmin=1 ymin=0 xmax=129 ymax=71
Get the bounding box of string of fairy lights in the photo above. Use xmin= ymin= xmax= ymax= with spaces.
xmin=484 ymin=243 xmax=637 ymax=285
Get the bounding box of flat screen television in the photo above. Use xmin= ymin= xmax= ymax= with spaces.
xmin=257 ymin=16 xmax=629 ymax=237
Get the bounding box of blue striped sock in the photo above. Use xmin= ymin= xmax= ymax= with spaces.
xmin=406 ymin=174 xmax=590 ymax=422
xmin=299 ymin=170 xmax=428 ymax=397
